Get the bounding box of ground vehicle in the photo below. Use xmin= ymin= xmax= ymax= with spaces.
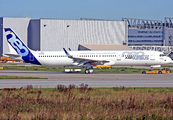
xmin=0 ymin=56 xmax=19 ymax=63
xmin=142 ymin=67 xmax=171 ymax=74
xmin=96 ymin=65 xmax=112 ymax=69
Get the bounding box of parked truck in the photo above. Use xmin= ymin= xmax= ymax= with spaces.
xmin=142 ymin=67 xmax=171 ymax=74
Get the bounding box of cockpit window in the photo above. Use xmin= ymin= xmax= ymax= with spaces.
xmin=160 ymin=54 xmax=166 ymax=57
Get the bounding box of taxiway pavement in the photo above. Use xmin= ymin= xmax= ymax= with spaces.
xmin=0 ymin=70 xmax=173 ymax=88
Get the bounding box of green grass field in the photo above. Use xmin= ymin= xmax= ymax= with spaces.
xmin=1 ymin=66 xmax=156 ymax=73
xmin=1 ymin=85 xmax=173 ymax=119
xmin=2 ymin=65 xmax=173 ymax=74
xmin=0 ymin=75 xmax=47 ymax=79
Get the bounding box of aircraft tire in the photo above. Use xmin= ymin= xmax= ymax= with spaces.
xmin=89 ymin=69 xmax=93 ymax=73
xmin=85 ymin=70 xmax=90 ymax=74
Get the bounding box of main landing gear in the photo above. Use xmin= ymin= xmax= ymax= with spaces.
xmin=85 ymin=66 xmax=93 ymax=74
xmin=85 ymin=69 xmax=93 ymax=74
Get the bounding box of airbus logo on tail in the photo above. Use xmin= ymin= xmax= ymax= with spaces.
xmin=5 ymin=30 xmax=29 ymax=56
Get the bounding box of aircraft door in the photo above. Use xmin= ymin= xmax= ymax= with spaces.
xmin=150 ymin=51 xmax=155 ymax=60
xmin=116 ymin=52 xmax=121 ymax=61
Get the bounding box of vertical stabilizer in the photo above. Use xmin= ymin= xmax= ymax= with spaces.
xmin=4 ymin=28 xmax=41 ymax=65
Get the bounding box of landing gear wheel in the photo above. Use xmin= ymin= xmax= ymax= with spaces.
xmin=89 ymin=69 xmax=93 ymax=73
xmin=85 ymin=70 xmax=90 ymax=74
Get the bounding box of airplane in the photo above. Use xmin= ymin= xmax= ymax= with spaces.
xmin=3 ymin=28 xmax=173 ymax=74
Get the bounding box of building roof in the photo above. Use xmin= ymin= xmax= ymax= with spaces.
xmin=78 ymin=44 xmax=133 ymax=50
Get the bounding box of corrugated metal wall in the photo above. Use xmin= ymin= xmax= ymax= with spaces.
xmin=40 ymin=19 xmax=127 ymax=51
xmin=1 ymin=18 xmax=127 ymax=55
xmin=3 ymin=17 xmax=30 ymax=53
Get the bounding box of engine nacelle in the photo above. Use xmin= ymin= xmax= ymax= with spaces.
xmin=103 ymin=60 xmax=115 ymax=66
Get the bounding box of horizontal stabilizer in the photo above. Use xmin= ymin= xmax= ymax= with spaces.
xmin=3 ymin=53 xmax=22 ymax=61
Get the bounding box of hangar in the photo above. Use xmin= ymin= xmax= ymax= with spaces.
xmin=0 ymin=17 xmax=128 ymax=56
xmin=30 ymin=19 xmax=128 ymax=51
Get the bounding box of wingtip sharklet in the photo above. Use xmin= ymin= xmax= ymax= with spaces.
xmin=63 ymin=48 xmax=72 ymax=58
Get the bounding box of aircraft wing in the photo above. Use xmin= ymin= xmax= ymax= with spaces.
xmin=63 ymin=48 xmax=109 ymax=66
xmin=3 ymin=53 xmax=23 ymax=61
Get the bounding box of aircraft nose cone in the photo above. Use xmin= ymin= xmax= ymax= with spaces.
xmin=168 ymin=57 xmax=173 ymax=64
xmin=171 ymin=60 xmax=173 ymax=64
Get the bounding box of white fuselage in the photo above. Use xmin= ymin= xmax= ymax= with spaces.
xmin=31 ymin=50 xmax=172 ymax=67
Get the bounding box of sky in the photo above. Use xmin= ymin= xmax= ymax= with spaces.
xmin=0 ymin=0 xmax=173 ymax=21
